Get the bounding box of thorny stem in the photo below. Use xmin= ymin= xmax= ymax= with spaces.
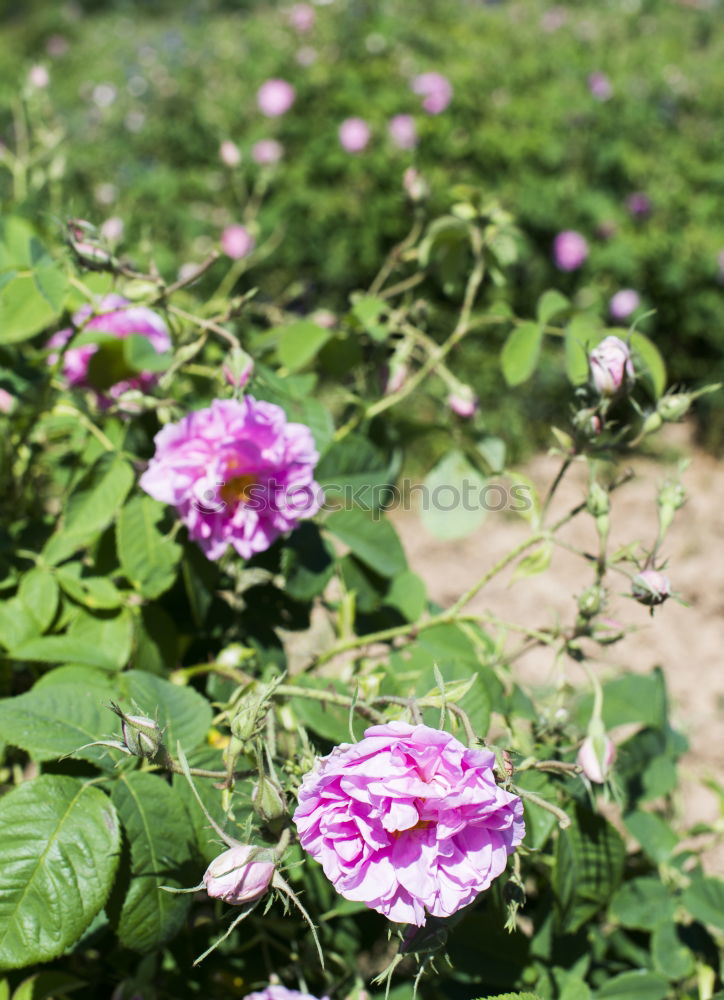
xmin=514 ymin=786 xmax=571 ymax=829
xmin=541 ymin=454 xmax=574 ymax=525
xmin=274 ymin=684 xmax=386 ymax=724
xmin=368 ymin=213 xmax=424 ymax=297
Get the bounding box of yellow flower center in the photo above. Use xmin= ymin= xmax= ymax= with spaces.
xmin=219 ymin=473 xmax=258 ymax=506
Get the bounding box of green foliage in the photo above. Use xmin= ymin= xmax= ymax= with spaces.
xmin=0 ymin=776 xmax=120 ymax=969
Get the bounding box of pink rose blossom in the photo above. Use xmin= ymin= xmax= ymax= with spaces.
xmin=243 ymin=987 xmax=329 ymax=1000
xmin=252 ymin=138 xmax=284 ymax=165
xmin=139 ymin=397 xmax=322 ymax=561
xmin=589 ymin=335 xmax=634 ymax=396
xmin=47 ymin=294 xmax=171 ymax=401
xmin=588 ymin=72 xmax=613 ymax=101
xmin=609 ymin=289 xmax=640 ymax=321
xmin=631 ymin=569 xmax=671 ymax=607
xmin=553 ymin=230 xmax=588 ymax=271
xmin=220 ymin=140 xmax=242 ymax=167
xmin=339 ymin=117 xmax=371 ymax=153
xmin=288 ymin=3 xmax=315 ymax=32
xmin=312 ymin=309 xmax=336 ymax=329
xmin=293 ymin=721 xmax=524 ymax=926
xmin=411 ymin=72 xmax=453 ymax=114
xmin=221 ymin=225 xmax=255 ymax=260
xmin=223 ymin=348 xmax=254 ymax=389
xmin=257 ymin=79 xmax=296 ymax=117
xmin=203 ymin=846 xmax=274 ymax=904
xmin=0 ymin=388 xmax=15 ymax=414
xmin=448 ymin=387 xmax=478 ymax=419
xmin=388 ymin=114 xmax=418 ymax=150
xmin=577 ymin=735 xmax=616 ymax=784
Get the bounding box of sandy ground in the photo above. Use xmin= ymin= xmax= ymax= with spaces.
xmin=392 ymin=425 xmax=724 ymax=875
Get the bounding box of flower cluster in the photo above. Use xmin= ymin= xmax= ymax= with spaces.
xmin=294 ymin=722 xmax=524 ymax=926
xmin=140 ymin=397 xmax=322 ymax=561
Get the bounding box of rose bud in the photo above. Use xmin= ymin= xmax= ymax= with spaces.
xmin=223 ymin=347 xmax=254 ymax=390
xmin=631 ymin=569 xmax=671 ymax=607
xmin=252 ymin=773 xmax=287 ymax=823
xmin=402 ymin=166 xmax=428 ymax=202
xmin=577 ymin=583 xmax=605 ymax=619
xmin=203 ymin=845 xmax=275 ymax=905
xmin=589 ymin=335 xmax=634 ymax=396
xmin=447 ymin=386 xmax=479 ymax=419
xmin=110 ymin=703 xmax=163 ymax=759
xmin=577 ymin=734 xmax=616 ymax=784
xmin=66 ymin=218 xmax=114 ymax=270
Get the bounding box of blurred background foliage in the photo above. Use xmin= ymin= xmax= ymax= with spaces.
xmin=1 ymin=0 xmax=723 ymax=450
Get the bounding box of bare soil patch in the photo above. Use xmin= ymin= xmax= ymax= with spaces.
xmin=392 ymin=425 xmax=724 ymax=874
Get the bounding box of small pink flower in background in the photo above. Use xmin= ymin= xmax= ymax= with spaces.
xmin=28 ymin=65 xmax=49 ymax=89
xmin=139 ymin=397 xmax=322 ymax=561
xmin=46 ymin=35 xmax=69 ymax=58
xmin=339 ymin=117 xmax=371 ymax=153
xmin=609 ymin=289 xmax=640 ymax=321
xmin=588 ymin=72 xmax=613 ymax=101
xmin=388 ymin=114 xmax=418 ymax=150
xmin=385 ymin=362 xmax=408 ymax=396
xmin=312 ymin=309 xmax=336 ymax=329
xmin=411 ymin=72 xmax=453 ymax=114
xmin=0 ymin=388 xmax=15 ymax=414
xmin=448 ymin=386 xmax=479 ymax=419
xmin=403 ymin=167 xmax=428 ymax=202
xmin=243 ymin=986 xmax=329 ymax=1000
xmin=288 ymin=3 xmax=315 ymax=32
xmin=252 ymin=138 xmax=284 ymax=165
xmin=577 ymin=735 xmax=616 ymax=784
xmin=631 ymin=569 xmax=671 ymax=607
xmin=296 ymin=46 xmax=317 ymax=66
xmin=100 ymin=216 xmax=124 ymax=243
xmin=47 ymin=294 xmax=171 ymax=399
xmin=257 ymin=79 xmax=296 ymax=117
xmin=553 ymin=230 xmax=588 ymax=271
xmin=626 ymin=191 xmax=651 ymax=218
xmin=589 ymin=335 xmax=634 ymax=396
xmin=203 ymin=846 xmax=274 ymax=905
xmin=293 ymin=721 xmax=524 ymax=926
xmin=221 ymin=225 xmax=255 ymax=260
xmin=219 ymin=140 xmax=241 ymax=167
xmin=541 ymin=6 xmax=567 ymax=32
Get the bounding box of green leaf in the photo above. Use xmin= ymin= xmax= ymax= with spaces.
xmin=56 ymin=570 xmax=123 ymax=610
xmin=18 ymin=568 xmax=59 ymax=633
xmin=0 ymin=218 xmax=68 ymax=344
xmin=0 ymin=598 xmax=39 ymax=650
xmin=500 ymin=322 xmax=544 ymax=386
xmin=578 ymin=671 xmax=668 ymax=731
xmin=289 ymin=677 xmax=353 ymax=744
xmin=564 ymin=314 xmax=600 ymax=385
xmin=681 ymin=874 xmax=724 ymax=931
xmin=116 ymin=496 xmax=182 ymax=599
xmin=473 ymin=994 xmax=542 ymax=1000
xmin=537 ymin=289 xmax=570 ymax=325
xmin=43 ymin=453 xmax=134 ymax=566
xmin=594 ymin=971 xmax=669 ymax=1000
xmin=510 ymin=542 xmax=552 ymax=582
xmin=651 ymin=921 xmax=696 ymax=980
xmin=0 ymin=775 xmax=120 ymax=969
xmin=115 ymin=671 xmax=212 ymax=755
xmin=554 ymin=805 xmax=626 ymax=932
xmin=315 ymin=433 xmax=392 ymax=509
xmin=623 ymin=811 xmax=678 ymax=864
xmin=109 ymin=772 xmax=194 ymax=952
xmin=325 ymin=507 xmax=406 ymax=578
xmin=420 ymin=449 xmax=487 ymax=541
xmin=66 ymin=607 xmax=133 ymax=670
xmin=122 ymin=333 xmax=171 ymax=373
xmin=350 ymin=295 xmax=388 ymax=342
xmin=608 ymin=878 xmax=676 ymax=931
xmin=629 ymin=331 xmax=667 ymax=399
xmin=385 ymin=570 xmax=427 ymax=622
xmin=275 ymin=320 xmax=331 ymax=371
xmin=0 ymin=682 xmax=119 ymax=768
xmin=11 ymin=633 xmax=123 ymax=671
